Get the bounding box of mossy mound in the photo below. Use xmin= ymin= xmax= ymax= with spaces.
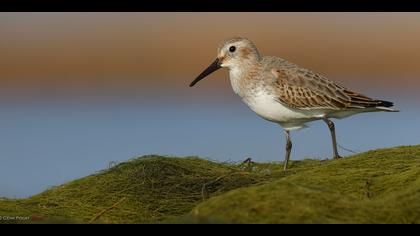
xmin=190 ymin=146 xmax=420 ymax=223
xmin=0 ymin=156 xmax=273 ymax=223
xmin=1 ymin=145 xmax=420 ymax=224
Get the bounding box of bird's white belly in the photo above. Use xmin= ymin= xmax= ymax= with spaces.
xmin=243 ymin=91 xmax=323 ymax=130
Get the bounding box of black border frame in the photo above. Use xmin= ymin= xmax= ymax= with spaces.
xmin=1 ymin=0 xmax=419 ymax=12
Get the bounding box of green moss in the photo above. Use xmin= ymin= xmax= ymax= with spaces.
xmin=0 ymin=156 xmax=272 ymax=224
xmin=190 ymin=145 xmax=420 ymax=224
xmin=1 ymin=145 xmax=420 ymax=224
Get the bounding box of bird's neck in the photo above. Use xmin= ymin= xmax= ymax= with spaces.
xmin=228 ymin=63 xmax=260 ymax=96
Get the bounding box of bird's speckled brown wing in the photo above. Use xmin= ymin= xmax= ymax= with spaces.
xmin=266 ymin=58 xmax=387 ymax=110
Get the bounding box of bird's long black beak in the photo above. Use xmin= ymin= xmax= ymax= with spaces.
xmin=189 ymin=58 xmax=221 ymax=87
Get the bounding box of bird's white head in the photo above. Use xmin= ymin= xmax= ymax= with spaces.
xmin=217 ymin=37 xmax=261 ymax=69
xmin=189 ymin=37 xmax=261 ymax=87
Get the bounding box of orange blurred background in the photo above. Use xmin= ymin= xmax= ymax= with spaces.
xmin=1 ymin=12 xmax=419 ymax=94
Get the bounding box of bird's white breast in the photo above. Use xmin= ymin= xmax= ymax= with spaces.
xmin=245 ymin=90 xmax=306 ymax=121
xmin=229 ymin=67 xmax=243 ymax=95
xmin=243 ymin=90 xmax=325 ymax=130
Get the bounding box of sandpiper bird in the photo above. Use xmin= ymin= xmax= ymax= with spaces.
xmin=189 ymin=37 xmax=398 ymax=170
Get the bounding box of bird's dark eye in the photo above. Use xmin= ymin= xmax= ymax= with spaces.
xmin=229 ymin=46 xmax=236 ymax=52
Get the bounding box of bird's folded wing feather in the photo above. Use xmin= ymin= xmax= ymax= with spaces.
xmin=269 ymin=65 xmax=383 ymax=110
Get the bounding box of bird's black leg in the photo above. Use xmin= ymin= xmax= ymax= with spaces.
xmin=323 ymin=117 xmax=342 ymax=159
xmin=284 ymin=130 xmax=292 ymax=171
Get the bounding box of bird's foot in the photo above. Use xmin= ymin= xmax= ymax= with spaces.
xmin=333 ymin=154 xmax=343 ymax=160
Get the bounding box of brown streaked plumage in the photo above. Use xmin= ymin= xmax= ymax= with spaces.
xmin=190 ymin=37 xmax=398 ymax=170
xmin=268 ymin=60 xmax=393 ymax=110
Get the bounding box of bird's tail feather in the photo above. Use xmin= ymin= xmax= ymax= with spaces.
xmin=376 ymin=107 xmax=399 ymax=112
xmin=344 ymin=90 xmax=398 ymax=111
xmin=375 ymin=100 xmax=399 ymax=112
